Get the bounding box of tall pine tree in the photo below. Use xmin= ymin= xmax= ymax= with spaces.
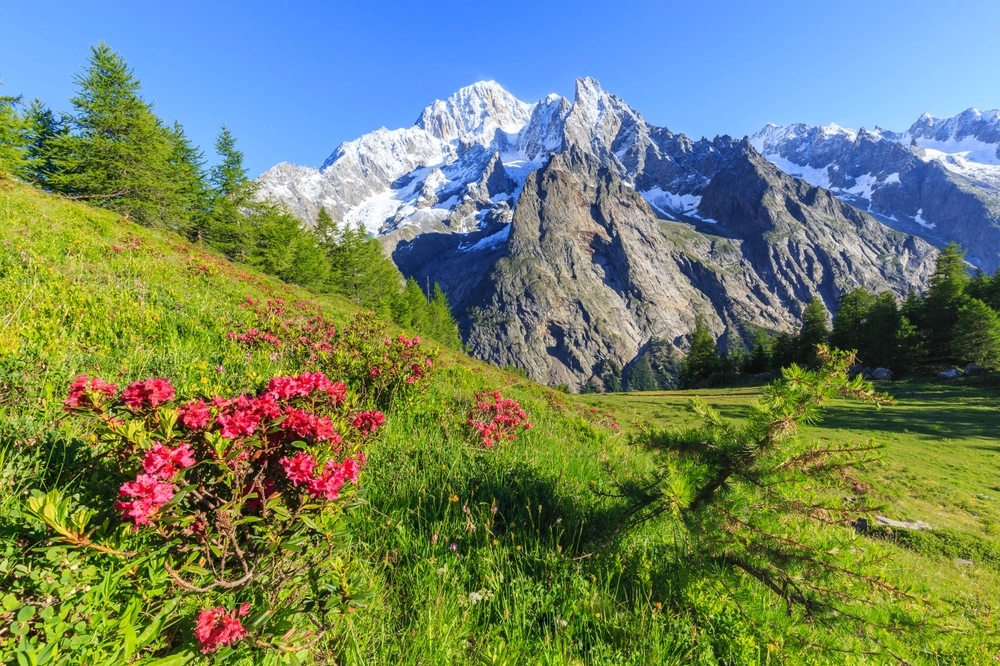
xmin=796 ymin=299 xmax=830 ymax=367
xmin=49 ymin=43 xmax=178 ymax=226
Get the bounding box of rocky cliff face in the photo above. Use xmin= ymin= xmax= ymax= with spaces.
xmin=432 ymin=146 xmax=935 ymax=387
xmin=259 ymin=78 xmax=942 ymax=389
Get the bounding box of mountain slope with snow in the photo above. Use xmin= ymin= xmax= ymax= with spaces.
xmin=258 ymin=79 xmax=942 ymax=389
xmin=751 ymin=110 xmax=1000 ymax=271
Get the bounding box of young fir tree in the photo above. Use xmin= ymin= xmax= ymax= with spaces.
xmin=22 ymin=99 xmax=68 ymax=189
xmin=968 ymin=269 xmax=1000 ymax=312
xmin=48 ymin=43 xmax=178 ymax=226
xmin=681 ymin=319 xmax=719 ymax=388
xmin=607 ymin=347 xmax=903 ymax=639
xmin=0 ymin=92 xmax=27 ymax=177
xmin=165 ymin=121 xmax=210 ymax=236
xmin=830 ymin=288 xmax=873 ymax=357
xmin=920 ymin=242 xmax=970 ymax=360
xmin=626 ymin=353 xmax=658 ymax=391
xmin=393 ymin=278 xmax=431 ymax=332
xmin=327 ymin=222 xmax=402 ymax=316
xmin=201 ymin=125 xmax=256 ymax=257
xmin=746 ymin=328 xmax=774 ymax=374
xmin=796 ymin=299 xmax=830 ymax=367
xmin=770 ymin=332 xmax=798 ymax=372
xmin=952 ymin=298 xmax=1000 ymax=369
xmin=426 ymin=283 xmax=462 ymax=348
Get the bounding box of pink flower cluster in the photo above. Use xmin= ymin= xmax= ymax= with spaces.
xmin=467 ymin=391 xmax=532 ymax=449
xmin=64 ymin=375 xmax=118 ymax=411
xmin=194 ymin=604 xmax=250 ymax=654
xmin=122 ymin=378 xmax=176 ymax=412
xmin=267 ymin=372 xmax=346 ymax=403
xmin=117 ymin=442 xmax=196 ymax=527
xmin=227 ymin=328 xmax=282 ymax=348
xmin=279 ymin=452 xmax=364 ymax=501
xmin=282 ymin=407 xmax=339 ymax=443
xmin=352 ymin=410 xmax=386 ymax=436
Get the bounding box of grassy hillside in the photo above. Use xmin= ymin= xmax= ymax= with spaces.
xmin=1 ymin=177 xmax=998 ymax=664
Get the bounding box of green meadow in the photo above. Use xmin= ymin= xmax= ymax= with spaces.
xmin=2 ymin=178 xmax=1000 ymax=664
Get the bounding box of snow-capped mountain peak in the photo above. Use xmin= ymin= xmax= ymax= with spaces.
xmin=415 ymin=80 xmax=534 ymax=143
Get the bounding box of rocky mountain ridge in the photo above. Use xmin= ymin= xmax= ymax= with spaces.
xmin=751 ymin=109 xmax=1000 ymax=271
xmin=258 ymin=79 xmax=942 ymax=389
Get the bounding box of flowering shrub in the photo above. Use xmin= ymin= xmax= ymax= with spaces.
xmin=38 ymin=369 xmax=388 ymax=658
xmin=229 ymin=306 xmax=437 ymax=408
xmin=467 ymin=391 xmax=531 ymax=448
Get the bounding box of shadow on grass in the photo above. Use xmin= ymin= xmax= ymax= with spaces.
xmin=818 ymin=398 xmax=1000 ymax=441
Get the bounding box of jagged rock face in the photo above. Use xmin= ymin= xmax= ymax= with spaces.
xmin=447 ymin=148 xmax=935 ymax=387
xmin=751 ymin=110 xmax=1000 ymax=271
xmin=259 ymin=77 xmax=942 ymax=389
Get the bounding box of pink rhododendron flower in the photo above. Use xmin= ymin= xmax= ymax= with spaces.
xmin=194 ymin=604 xmax=250 ymax=654
xmin=121 ymin=378 xmax=175 ymax=411
xmin=178 ymin=400 xmax=212 ymax=430
xmin=307 ymin=460 xmax=348 ymax=500
xmin=64 ymin=375 xmax=118 ymax=411
xmin=352 ymin=410 xmax=386 ymax=436
xmin=116 ymin=474 xmax=175 ymax=528
xmin=282 ymin=408 xmax=339 ymax=443
xmin=142 ymin=443 xmax=196 ymax=480
xmin=280 ymin=452 xmax=317 ymax=486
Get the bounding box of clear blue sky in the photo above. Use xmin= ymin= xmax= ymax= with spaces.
xmin=3 ymin=0 xmax=998 ymax=177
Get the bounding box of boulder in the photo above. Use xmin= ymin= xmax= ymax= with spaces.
xmin=875 ymin=515 xmax=932 ymax=530
xmin=938 ymin=368 xmax=963 ymax=380
xmin=871 ymin=367 xmax=894 ymax=381
xmin=965 ymin=363 xmax=985 ymax=376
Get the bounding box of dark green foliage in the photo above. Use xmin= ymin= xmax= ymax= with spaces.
xmin=392 ymin=277 xmax=430 ymax=332
xmin=829 ymin=289 xmax=919 ymax=371
xmin=770 ymin=332 xmax=797 ymax=372
xmin=795 ymin=299 xmax=830 ymax=367
xmin=968 ymin=269 xmax=1000 ymax=312
xmin=745 ymin=328 xmax=774 ymax=374
xmin=920 ymin=243 xmax=970 ymax=359
xmin=326 ymin=220 xmax=402 ymax=316
xmin=681 ymin=319 xmax=719 ymax=388
xmin=22 ymin=99 xmax=68 ymax=189
xmin=626 ymin=353 xmax=658 ymax=391
xmin=0 ymin=92 xmax=27 ymax=177
xmin=47 ymin=43 xmax=181 ymax=227
xmin=952 ymin=298 xmax=1000 ymax=369
xmin=426 ymin=284 xmax=462 ymax=348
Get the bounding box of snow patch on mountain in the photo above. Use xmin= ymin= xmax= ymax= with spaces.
xmin=640 ymin=187 xmax=701 ymax=220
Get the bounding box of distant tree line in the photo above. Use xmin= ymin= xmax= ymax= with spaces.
xmin=0 ymin=43 xmax=461 ymax=347
xmin=681 ymin=242 xmax=1000 ymax=388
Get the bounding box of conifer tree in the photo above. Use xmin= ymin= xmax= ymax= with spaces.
xmin=952 ymin=298 xmax=1000 ymax=369
xmin=201 ymin=125 xmax=256 ymax=257
xmin=49 ymin=43 xmax=177 ymax=226
xmin=0 ymin=91 xmax=27 ymax=177
xmin=796 ymin=299 xmax=830 ymax=367
xmin=770 ymin=332 xmax=797 ymax=371
xmin=426 ymin=283 xmax=462 ymax=348
xmin=830 ymin=288 xmax=873 ymax=356
xmin=627 ymin=353 xmax=658 ymax=391
xmin=394 ymin=278 xmax=430 ymax=332
xmin=681 ymin=319 xmax=719 ymax=388
xmin=746 ymin=328 xmax=774 ymax=374
xmin=22 ymin=99 xmax=68 ymax=188
xmin=921 ymin=243 xmax=970 ymax=359
xmin=165 ymin=121 xmax=210 ymax=235
xmin=327 ymin=222 xmax=402 ymax=316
